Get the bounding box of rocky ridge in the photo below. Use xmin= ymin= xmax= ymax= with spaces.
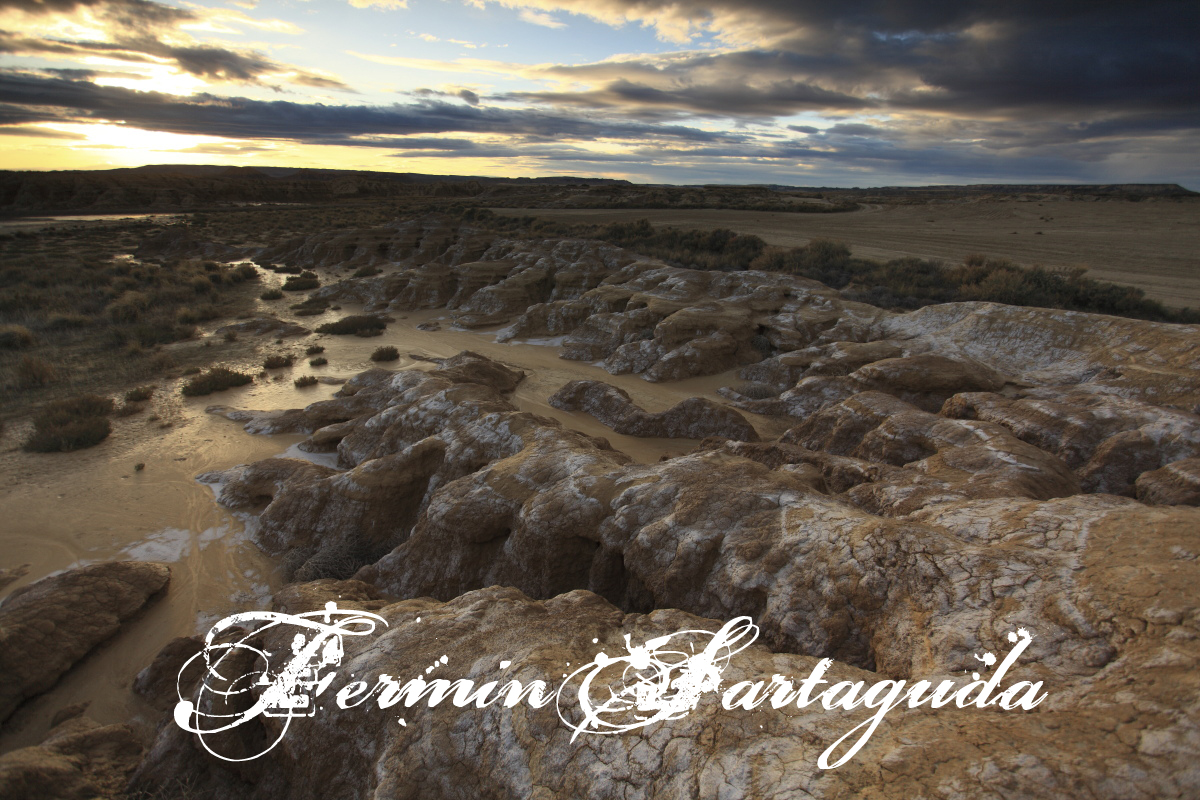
xmin=11 ymin=215 xmax=1200 ymax=799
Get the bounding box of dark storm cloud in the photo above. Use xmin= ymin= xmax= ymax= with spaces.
xmin=509 ymin=77 xmax=871 ymax=117
xmin=826 ymin=123 xmax=881 ymax=136
xmin=496 ymin=0 xmax=1196 ymax=122
xmin=0 ymin=71 xmax=740 ymax=143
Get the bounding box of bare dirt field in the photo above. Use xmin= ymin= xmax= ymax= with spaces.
xmin=493 ymin=199 xmax=1200 ymax=309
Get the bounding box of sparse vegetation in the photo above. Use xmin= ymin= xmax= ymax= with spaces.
xmin=291 ymin=297 xmax=329 ymax=316
xmin=282 ymin=271 xmax=320 ymax=291
xmin=315 ymin=314 xmax=388 ymax=336
xmin=260 ymin=288 xmax=284 ymax=301
xmin=370 ymin=345 xmax=399 ymax=362
xmin=263 ymin=354 xmax=295 ymax=369
xmin=305 ymin=344 xmax=325 ymax=355
xmin=294 ymin=375 xmax=319 ymax=387
xmin=747 ymin=244 xmax=1200 ymax=321
xmin=456 ymin=210 xmax=1199 ymax=322
xmin=353 ymin=265 xmax=382 ymax=278
xmin=124 ymin=385 xmax=155 ymax=402
xmin=16 ymin=355 xmax=55 ymax=387
xmin=309 ymin=356 xmax=328 ymax=366
xmin=0 ymin=324 xmax=34 ymax=349
xmin=0 ymin=220 xmax=262 ymax=414
xmin=23 ymin=394 xmax=114 ymax=452
xmin=181 ymin=367 xmax=254 ymax=396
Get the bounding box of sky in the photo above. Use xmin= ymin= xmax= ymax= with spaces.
xmin=0 ymin=0 xmax=1196 ymax=186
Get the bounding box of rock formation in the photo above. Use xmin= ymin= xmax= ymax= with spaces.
xmin=129 ymin=579 xmax=1199 ymax=799
xmin=549 ymin=380 xmax=759 ymax=441
xmin=0 ymin=561 xmax=170 ymax=723
xmin=106 ymin=217 xmax=1200 ymax=797
xmin=0 ymin=711 xmax=144 ymax=800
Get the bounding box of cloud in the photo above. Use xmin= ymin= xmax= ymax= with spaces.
xmin=826 ymin=123 xmax=881 ymax=137
xmin=518 ymin=9 xmax=564 ymax=28
xmin=459 ymin=1 xmax=1197 ymax=121
xmin=348 ymin=0 xmax=408 ymax=8
xmin=0 ymin=70 xmax=741 ymax=144
xmin=0 ymin=0 xmax=349 ymax=91
xmin=0 ymin=124 xmax=84 ymax=138
xmin=510 ymin=76 xmax=872 ymax=117
xmin=0 ymin=30 xmax=352 ymax=91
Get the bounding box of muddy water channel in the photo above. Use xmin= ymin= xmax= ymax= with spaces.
xmin=0 ymin=302 xmax=780 ymax=751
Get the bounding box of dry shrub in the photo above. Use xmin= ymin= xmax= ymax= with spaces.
xmin=24 ymin=394 xmax=114 ymax=452
xmin=0 ymin=324 xmax=35 ymax=349
xmin=181 ymin=367 xmax=253 ymax=396
xmin=370 ymin=345 xmax=399 ymax=362
xmin=16 ymin=355 xmax=56 ymax=387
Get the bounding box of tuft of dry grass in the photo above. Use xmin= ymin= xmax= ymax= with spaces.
xmin=370 ymin=345 xmax=399 ymax=362
xmin=263 ymin=354 xmax=295 ymax=369
xmin=24 ymin=394 xmax=114 ymax=452
xmin=0 ymin=324 xmax=35 ymax=349
xmin=16 ymin=355 xmax=56 ymax=387
xmin=181 ymin=367 xmax=253 ymax=396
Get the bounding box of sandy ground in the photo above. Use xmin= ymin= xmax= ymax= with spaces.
xmin=492 ymin=199 xmax=1200 ymax=309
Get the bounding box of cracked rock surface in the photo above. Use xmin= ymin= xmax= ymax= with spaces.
xmin=127 ymin=216 xmax=1200 ymax=797
xmin=0 ymin=561 xmax=170 ymax=724
xmin=131 ymin=580 xmax=1199 ymax=800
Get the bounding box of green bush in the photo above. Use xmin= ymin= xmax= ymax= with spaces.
xmin=315 ymin=315 xmax=388 ymax=336
xmin=370 ymin=345 xmax=399 ymax=362
xmin=181 ymin=367 xmax=254 ymax=396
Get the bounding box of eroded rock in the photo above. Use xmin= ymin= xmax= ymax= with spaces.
xmin=549 ymin=380 xmax=759 ymax=441
xmin=0 ymin=561 xmax=170 ymax=723
xmin=130 ymin=581 xmax=1200 ymax=800
xmin=0 ymin=715 xmax=143 ymax=800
